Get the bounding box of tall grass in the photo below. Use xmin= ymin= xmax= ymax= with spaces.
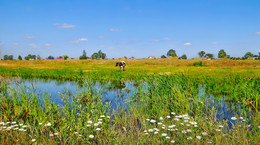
xmin=0 ymin=76 xmax=259 ymax=144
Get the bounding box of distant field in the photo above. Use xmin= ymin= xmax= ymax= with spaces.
xmin=0 ymin=59 xmax=259 ymax=80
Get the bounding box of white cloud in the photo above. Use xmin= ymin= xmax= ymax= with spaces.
xmin=109 ymin=28 xmax=120 ymax=32
xmin=149 ymin=39 xmax=160 ymax=42
xmin=162 ymin=37 xmax=171 ymax=41
xmin=184 ymin=43 xmax=192 ymax=46
xmin=29 ymin=43 xmax=38 ymax=48
xmin=98 ymin=36 xmax=105 ymax=39
xmin=212 ymin=42 xmax=217 ymax=45
xmin=54 ymin=23 xmax=77 ymax=28
xmin=44 ymin=44 xmax=51 ymax=48
xmin=24 ymin=35 xmax=35 ymax=39
xmin=256 ymin=32 xmax=260 ymax=35
xmin=70 ymin=38 xmax=88 ymax=43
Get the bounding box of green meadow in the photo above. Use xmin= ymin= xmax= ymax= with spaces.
xmin=0 ymin=59 xmax=259 ymax=144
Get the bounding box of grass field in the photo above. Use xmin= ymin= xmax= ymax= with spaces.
xmin=0 ymin=59 xmax=259 ymax=144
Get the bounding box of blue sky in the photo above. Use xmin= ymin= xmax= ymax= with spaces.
xmin=0 ymin=0 xmax=260 ymax=59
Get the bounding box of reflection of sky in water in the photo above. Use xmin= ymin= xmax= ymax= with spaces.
xmin=10 ymin=78 xmax=255 ymax=128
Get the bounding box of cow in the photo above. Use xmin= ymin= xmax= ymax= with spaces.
xmin=116 ymin=61 xmax=126 ymax=71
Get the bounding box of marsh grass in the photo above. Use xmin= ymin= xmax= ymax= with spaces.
xmin=0 ymin=59 xmax=259 ymax=144
xmin=0 ymin=76 xmax=259 ymax=144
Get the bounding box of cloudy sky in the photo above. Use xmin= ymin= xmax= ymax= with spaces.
xmin=0 ymin=0 xmax=260 ymax=59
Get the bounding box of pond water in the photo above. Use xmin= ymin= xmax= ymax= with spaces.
xmin=8 ymin=78 xmax=255 ymax=128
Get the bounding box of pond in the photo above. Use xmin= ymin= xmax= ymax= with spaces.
xmin=8 ymin=78 xmax=256 ymax=128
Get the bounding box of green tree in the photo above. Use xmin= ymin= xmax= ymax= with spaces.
xmin=91 ymin=53 xmax=99 ymax=59
xmin=80 ymin=50 xmax=88 ymax=59
xmin=198 ymin=51 xmax=205 ymax=57
xmin=97 ymin=50 xmax=106 ymax=59
xmin=63 ymin=55 xmax=69 ymax=60
xmin=4 ymin=55 xmax=8 ymax=60
xmin=244 ymin=52 xmax=254 ymax=58
xmin=37 ymin=55 xmax=41 ymax=60
xmin=205 ymin=53 xmax=214 ymax=59
xmin=18 ymin=55 xmax=22 ymax=60
xmin=218 ymin=49 xmax=227 ymax=58
xmin=161 ymin=55 xmax=167 ymax=58
xmin=181 ymin=54 xmax=187 ymax=59
xmin=48 ymin=56 xmax=54 ymax=59
xmin=167 ymin=49 xmax=177 ymax=57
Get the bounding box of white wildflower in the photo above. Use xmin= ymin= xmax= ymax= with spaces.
xmin=159 ymin=117 xmax=163 ymax=120
xmin=161 ymin=133 xmax=167 ymax=137
xmin=87 ymin=121 xmax=93 ymax=124
xmin=148 ymin=129 xmax=153 ymax=132
xmin=31 ymin=139 xmax=36 ymax=142
xmin=89 ymin=135 xmax=94 ymax=138
xmin=100 ymin=115 xmax=105 ymax=118
xmin=202 ymin=132 xmax=208 ymax=136
xmin=171 ymin=140 xmax=175 ymax=143
xmin=154 ymin=131 xmax=158 ymax=134
xmin=196 ymin=136 xmax=201 ymax=139
xmin=166 ymin=136 xmax=170 ymax=139
xmin=96 ymin=128 xmax=101 ymax=131
xmin=150 ymin=119 xmax=156 ymax=123
xmin=171 ymin=112 xmax=176 ymax=115
xmin=187 ymin=136 xmax=192 ymax=140
xmin=49 ymin=134 xmax=54 ymax=137
xmin=166 ymin=116 xmax=171 ymax=118
xmin=146 ymin=119 xmax=150 ymax=121
xmin=231 ymin=117 xmax=237 ymax=120
xmin=86 ymin=124 xmax=91 ymax=127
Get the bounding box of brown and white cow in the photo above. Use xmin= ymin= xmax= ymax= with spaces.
xmin=116 ymin=61 xmax=126 ymax=71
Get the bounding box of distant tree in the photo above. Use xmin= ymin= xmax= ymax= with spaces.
xmin=123 ymin=56 xmax=127 ymax=59
xmin=58 ymin=56 xmax=63 ymax=59
xmin=63 ymin=55 xmax=69 ymax=60
xmin=37 ymin=55 xmax=41 ymax=60
xmin=167 ymin=49 xmax=177 ymax=57
xmin=48 ymin=56 xmax=54 ymax=59
xmin=7 ymin=55 xmax=13 ymax=60
xmin=205 ymin=53 xmax=214 ymax=59
xmin=97 ymin=50 xmax=106 ymax=59
xmin=18 ymin=55 xmax=22 ymax=60
xmin=161 ymin=55 xmax=167 ymax=58
xmin=80 ymin=50 xmax=88 ymax=59
xmin=91 ymin=53 xmax=99 ymax=59
xmin=24 ymin=54 xmax=36 ymax=60
xmin=181 ymin=54 xmax=187 ymax=59
xmin=4 ymin=55 xmax=8 ymax=60
xmin=244 ymin=52 xmax=254 ymax=58
xmin=32 ymin=55 xmax=36 ymax=60
xmin=198 ymin=51 xmax=205 ymax=57
xmin=218 ymin=49 xmax=227 ymax=58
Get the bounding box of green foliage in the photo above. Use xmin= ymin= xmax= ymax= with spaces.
xmin=25 ymin=54 xmax=36 ymax=60
xmin=18 ymin=55 xmax=22 ymax=60
xmin=205 ymin=53 xmax=214 ymax=59
xmin=244 ymin=52 xmax=254 ymax=58
xmin=191 ymin=61 xmax=207 ymax=67
xmin=181 ymin=54 xmax=187 ymax=59
xmin=91 ymin=53 xmax=99 ymax=59
xmin=4 ymin=55 xmax=13 ymax=60
xmin=63 ymin=55 xmax=69 ymax=60
xmin=167 ymin=49 xmax=177 ymax=57
xmin=198 ymin=51 xmax=205 ymax=57
xmin=218 ymin=49 xmax=227 ymax=58
xmin=161 ymin=55 xmax=167 ymax=58
xmin=80 ymin=50 xmax=88 ymax=59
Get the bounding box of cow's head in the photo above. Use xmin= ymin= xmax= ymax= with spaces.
xmin=115 ymin=62 xmax=119 ymax=66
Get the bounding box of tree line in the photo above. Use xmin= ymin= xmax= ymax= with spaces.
xmin=161 ymin=49 xmax=260 ymax=59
